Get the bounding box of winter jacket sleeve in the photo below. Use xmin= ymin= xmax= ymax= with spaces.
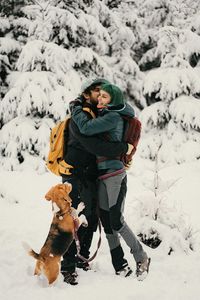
xmin=72 ymin=106 xmax=119 ymax=136
xmin=69 ymin=120 xmax=128 ymax=157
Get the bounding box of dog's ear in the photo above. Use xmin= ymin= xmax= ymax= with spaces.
xmin=45 ymin=186 xmax=55 ymax=201
xmin=64 ymin=183 xmax=72 ymax=194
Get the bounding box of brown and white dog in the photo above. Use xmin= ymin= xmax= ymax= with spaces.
xmin=24 ymin=183 xmax=87 ymax=284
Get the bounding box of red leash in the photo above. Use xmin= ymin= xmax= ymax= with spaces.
xmin=74 ymin=219 xmax=102 ymax=263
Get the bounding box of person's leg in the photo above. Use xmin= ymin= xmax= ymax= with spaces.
xmin=61 ymin=176 xmax=80 ymax=284
xmin=61 ymin=177 xmax=98 ymax=280
xmin=61 ymin=240 xmax=77 ymax=272
xmin=98 ymin=179 xmax=129 ymax=273
xmin=104 ymin=172 xmax=148 ymax=264
xmin=76 ymin=179 xmax=98 ymax=270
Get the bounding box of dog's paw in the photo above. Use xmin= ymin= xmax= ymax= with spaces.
xmin=79 ymin=214 xmax=88 ymax=227
xmin=77 ymin=202 xmax=85 ymax=213
xmin=71 ymin=209 xmax=77 ymax=219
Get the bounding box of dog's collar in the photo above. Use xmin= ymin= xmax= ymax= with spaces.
xmin=55 ymin=208 xmax=72 ymax=219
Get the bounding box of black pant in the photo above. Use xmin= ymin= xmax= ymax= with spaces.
xmin=61 ymin=176 xmax=98 ymax=273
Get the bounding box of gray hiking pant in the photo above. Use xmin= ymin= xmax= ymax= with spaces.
xmin=98 ymin=171 xmax=147 ymax=264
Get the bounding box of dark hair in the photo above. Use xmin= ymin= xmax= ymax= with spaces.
xmin=83 ymin=84 xmax=100 ymax=95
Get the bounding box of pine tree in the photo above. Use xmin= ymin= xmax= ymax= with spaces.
xmin=0 ymin=0 xmax=123 ymax=171
xmin=139 ymin=26 xmax=200 ymax=164
xmin=129 ymin=149 xmax=195 ymax=254
xmin=88 ymin=0 xmax=145 ymax=108
xmin=0 ymin=0 xmax=32 ymax=121
xmin=109 ymin=0 xmax=146 ymax=108
xmin=0 ymin=0 xmax=30 ymax=17
xmin=1 ymin=0 xmax=200 ymax=170
xmin=137 ymin=0 xmax=200 ymax=71
xmin=0 ymin=1 xmax=78 ymax=171
xmin=0 ymin=16 xmax=22 ymax=121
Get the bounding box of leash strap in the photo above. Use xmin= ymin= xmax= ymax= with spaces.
xmin=74 ymin=219 xmax=102 ymax=263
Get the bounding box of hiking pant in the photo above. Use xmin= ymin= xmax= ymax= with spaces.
xmin=61 ymin=176 xmax=98 ymax=273
xmin=98 ymin=171 xmax=147 ymax=271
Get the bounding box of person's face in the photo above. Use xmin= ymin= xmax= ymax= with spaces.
xmin=98 ymin=90 xmax=111 ymax=107
xmin=88 ymin=85 xmax=101 ymax=104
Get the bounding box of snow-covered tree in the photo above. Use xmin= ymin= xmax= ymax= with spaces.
xmin=1 ymin=0 xmax=200 ymax=171
xmin=0 ymin=0 xmax=126 ymax=171
xmin=87 ymin=0 xmax=145 ymax=107
xmin=127 ymin=154 xmax=195 ymax=254
xmin=0 ymin=1 xmax=31 ymax=118
xmin=0 ymin=0 xmax=30 ymax=17
xmin=0 ymin=37 xmax=78 ymax=171
xmin=0 ymin=1 xmax=79 ymax=171
xmin=0 ymin=18 xmax=21 ymax=115
xmin=0 ymin=0 xmax=199 ymax=261
xmin=139 ymin=26 xmax=200 ymax=164
xmin=137 ymin=0 xmax=200 ymax=71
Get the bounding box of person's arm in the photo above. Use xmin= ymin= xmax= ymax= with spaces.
xmin=72 ymin=106 xmax=118 ymax=136
xmin=69 ymin=120 xmax=128 ymax=157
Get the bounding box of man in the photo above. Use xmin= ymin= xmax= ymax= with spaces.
xmin=60 ymin=79 xmax=130 ymax=285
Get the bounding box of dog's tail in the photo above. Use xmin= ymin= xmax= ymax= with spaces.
xmin=28 ymin=249 xmax=43 ymax=261
xmin=22 ymin=241 xmax=44 ymax=261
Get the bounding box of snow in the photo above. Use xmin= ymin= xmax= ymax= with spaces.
xmin=1 ymin=1 xmax=200 ymax=298
xmin=0 ymin=37 xmax=21 ymax=54
xmin=143 ymin=67 xmax=200 ymax=102
xmin=0 ymin=158 xmax=200 ymax=300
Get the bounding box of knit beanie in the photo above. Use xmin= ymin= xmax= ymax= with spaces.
xmin=100 ymin=83 xmax=125 ymax=107
xmin=81 ymin=78 xmax=110 ymax=94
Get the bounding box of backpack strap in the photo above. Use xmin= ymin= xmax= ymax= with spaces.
xmin=82 ymin=107 xmax=96 ymax=119
xmin=60 ymin=108 xmax=96 ymax=176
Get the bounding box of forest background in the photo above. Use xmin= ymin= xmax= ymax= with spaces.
xmin=0 ymin=1 xmax=200 ymax=299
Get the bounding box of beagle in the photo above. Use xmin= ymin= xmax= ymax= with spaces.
xmin=25 ymin=183 xmax=87 ymax=284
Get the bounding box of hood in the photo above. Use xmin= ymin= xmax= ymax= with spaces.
xmin=101 ymin=83 xmax=125 ymax=106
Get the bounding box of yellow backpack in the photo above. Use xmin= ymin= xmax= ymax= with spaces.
xmin=46 ymin=117 xmax=73 ymax=176
xmin=46 ymin=107 xmax=96 ymax=176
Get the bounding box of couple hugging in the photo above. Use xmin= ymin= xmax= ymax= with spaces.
xmin=60 ymin=78 xmax=150 ymax=285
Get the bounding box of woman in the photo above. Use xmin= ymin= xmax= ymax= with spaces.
xmin=71 ymin=83 xmax=150 ymax=280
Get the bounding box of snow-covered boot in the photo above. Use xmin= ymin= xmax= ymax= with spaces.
xmin=77 ymin=260 xmax=91 ymax=271
xmin=136 ymin=257 xmax=151 ymax=281
xmin=115 ymin=264 xmax=133 ymax=277
xmin=62 ymin=271 xmax=78 ymax=285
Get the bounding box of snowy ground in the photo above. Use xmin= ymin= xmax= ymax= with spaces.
xmin=1 ymin=158 xmax=200 ymax=300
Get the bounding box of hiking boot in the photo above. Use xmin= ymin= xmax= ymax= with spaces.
xmin=77 ymin=260 xmax=91 ymax=271
xmin=136 ymin=257 xmax=151 ymax=281
xmin=62 ymin=271 xmax=78 ymax=285
xmin=115 ymin=265 xmax=133 ymax=277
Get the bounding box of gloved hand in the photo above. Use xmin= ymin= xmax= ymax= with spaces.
xmin=69 ymin=98 xmax=83 ymax=113
xmin=125 ymin=159 xmax=133 ymax=170
xmin=122 ymin=143 xmax=136 ymax=170
xmin=126 ymin=143 xmax=134 ymax=155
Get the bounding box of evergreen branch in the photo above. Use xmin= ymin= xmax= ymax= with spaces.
xmin=191 ymin=229 xmax=200 ymax=237
xmin=154 ymin=144 xmax=162 ymax=197
xmin=29 ymin=0 xmax=51 ymax=19
xmin=44 ymin=0 xmax=51 ymax=12
xmin=167 ymin=177 xmax=181 ymax=190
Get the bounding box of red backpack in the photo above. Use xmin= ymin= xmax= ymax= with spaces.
xmin=120 ymin=116 xmax=141 ymax=167
xmin=98 ymin=116 xmax=141 ymax=167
